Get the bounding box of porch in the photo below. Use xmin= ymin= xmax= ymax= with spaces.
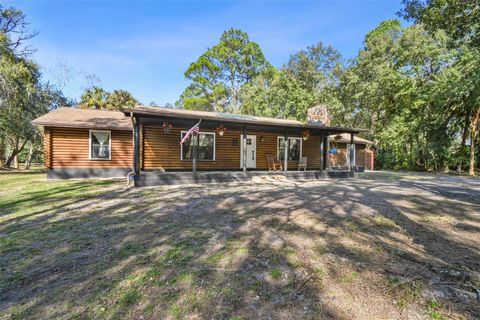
xmin=134 ymin=169 xmax=354 ymax=186
xmin=125 ymin=105 xmax=365 ymax=186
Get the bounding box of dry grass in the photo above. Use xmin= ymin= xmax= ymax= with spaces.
xmin=0 ymin=171 xmax=479 ymax=319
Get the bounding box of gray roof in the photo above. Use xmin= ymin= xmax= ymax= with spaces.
xmin=31 ymin=107 xmax=131 ymax=131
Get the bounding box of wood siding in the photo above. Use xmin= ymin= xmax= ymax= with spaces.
xmin=47 ymin=127 xmax=132 ymax=168
xmin=44 ymin=127 xmax=52 ymax=168
xmin=329 ymin=142 xmax=366 ymax=167
xmin=142 ymin=124 xmax=322 ymax=170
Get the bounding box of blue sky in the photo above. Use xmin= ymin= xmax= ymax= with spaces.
xmin=5 ymin=1 xmax=403 ymax=105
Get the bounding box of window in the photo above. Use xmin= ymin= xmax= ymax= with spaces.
xmin=181 ymin=132 xmax=215 ymax=160
xmin=90 ymin=130 xmax=111 ymax=160
xmin=278 ymin=137 xmax=302 ymax=161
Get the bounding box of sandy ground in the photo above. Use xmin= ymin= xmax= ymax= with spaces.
xmin=1 ymin=171 xmax=479 ymax=319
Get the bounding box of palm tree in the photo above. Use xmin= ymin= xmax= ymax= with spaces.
xmin=78 ymin=86 xmax=108 ymax=110
xmin=106 ymin=89 xmax=137 ymax=110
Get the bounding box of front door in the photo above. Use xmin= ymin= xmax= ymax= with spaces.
xmin=240 ymin=135 xmax=256 ymax=168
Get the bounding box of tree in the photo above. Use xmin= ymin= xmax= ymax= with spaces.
xmin=177 ymin=28 xmax=270 ymax=112
xmin=0 ymin=5 xmax=38 ymax=56
xmin=79 ymin=86 xmax=108 ymax=110
xmin=78 ymin=87 xmax=137 ymax=110
xmin=400 ymin=0 xmax=480 ymax=47
xmin=0 ymin=51 xmax=68 ymax=167
xmin=240 ymin=68 xmax=316 ymax=121
xmin=285 ymin=42 xmax=343 ymax=92
xmin=401 ymin=0 xmax=480 ymax=175
xmin=107 ymin=89 xmax=137 ymax=109
xmin=337 ymin=20 xmax=459 ymax=170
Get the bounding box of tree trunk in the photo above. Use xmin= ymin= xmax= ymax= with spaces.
xmin=477 ymin=135 xmax=480 ymax=169
xmin=25 ymin=141 xmax=34 ymax=170
xmin=458 ymin=113 xmax=470 ymax=173
xmin=0 ymin=137 xmax=5 ymax=167
xmin=468 ymin=109 xmax=480 ymax=176
xmin=4 ymin=139 xmax=27 ymax=168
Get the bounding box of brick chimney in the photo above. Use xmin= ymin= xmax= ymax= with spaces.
xmin=307 ymin=105 xmax=331 ymax=125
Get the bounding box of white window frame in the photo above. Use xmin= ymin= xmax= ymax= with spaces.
xmin=277 ymin=136 xmax=302 ymax=161
xmin=89 ymin=129 xmax=112 ymax=160
xmin=180 ymin=131 xmax=216 ymax=161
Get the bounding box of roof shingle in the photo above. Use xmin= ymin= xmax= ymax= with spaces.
xmin=31 ymin=107 xmax=132 ymax=131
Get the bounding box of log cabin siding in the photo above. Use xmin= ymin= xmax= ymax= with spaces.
xmin=328 ymin=142 xmax=366 ymax=167
xmin=142 ymin=124 xmax=322 ymax=170
xmin=44 ymin=127 xmax=52 ymax=168
xmin=48 ymin=127 xmax=132 ymax=168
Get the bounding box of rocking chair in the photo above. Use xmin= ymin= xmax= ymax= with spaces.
xmin=266 ymin=154 xmax=283 ymax=171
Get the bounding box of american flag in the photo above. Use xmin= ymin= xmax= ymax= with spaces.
xmin=180 ymin=121 xmax=201 ymax=145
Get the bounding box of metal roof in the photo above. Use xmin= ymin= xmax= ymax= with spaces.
xmin=124 ymin=105 xmax=367 ymax=133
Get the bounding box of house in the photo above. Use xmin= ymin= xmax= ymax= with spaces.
xmin=31 ymin=105 xmax=371 ymax=186
xmin=328 ymin=133 xmax=375 ymax=171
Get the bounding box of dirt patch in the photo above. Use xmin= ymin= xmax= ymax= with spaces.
xmin=1 ymin=171 xmax=479 ymax=319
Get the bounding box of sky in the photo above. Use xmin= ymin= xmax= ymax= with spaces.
xmin=5 ymin=0 xmax=403 ymax=105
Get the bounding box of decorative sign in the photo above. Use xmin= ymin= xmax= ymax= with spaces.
xmin=216 ymin=124 xmax=227 ymax=136
xmin=302 ymin=130 xmax=310 ymax=141
xmin=162 ymin=121 xmax=173 ymax=134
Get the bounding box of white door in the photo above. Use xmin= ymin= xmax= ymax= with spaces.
xmin=240 ymin=135 xmax=256 ymax=168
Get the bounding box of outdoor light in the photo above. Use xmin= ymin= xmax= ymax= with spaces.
xmin=216 ymin=124 xmax=227 ymax=136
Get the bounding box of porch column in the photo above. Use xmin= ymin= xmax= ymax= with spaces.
xmin=350 ymin=132 xmax=355 ymax=171
xmin=133 ymin=117 xmax=140 ymax=175
xmin=323 ymin=134 xmax=329 ymax=170
xmin=319 ymin=132 xmax=324 ymax=172
xmin=243 ymin=126 xmax=247 ymax=173
xmin=284 ymin=129 xmax=288 ymax=173
xmin=192 ymin=131 xmax=198 ymax=176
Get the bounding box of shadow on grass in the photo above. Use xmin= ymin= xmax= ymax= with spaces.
xmin=0 ymin=172 xmax=479 ymax=319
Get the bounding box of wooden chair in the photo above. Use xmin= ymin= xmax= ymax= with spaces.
xmin=298 ymin=157 xmax=307 ymax=171
xmin=266 ymin=154 xmax=283 ymax=171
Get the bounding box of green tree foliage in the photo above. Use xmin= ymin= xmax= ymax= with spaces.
xmin=0 ymin=5 xmax=38 ymax=56
xmin=0 ymin=6 xmax=69 ymax=168
xmin=401 ymin=0 xmax=480 ymax=174
xmin=79 ymin=87 xmax=138 ymax=110
xmin=338 ymin=20 xmax=460 ymax=170
xmin=177 ymin=28 xmax=270 ymax=112
xmin=240 ymin=68 xmax=316 ymax=121
xmin=239 ymin=42 xmax=343 ymax=122
xmin=400 ymin=0 xmax=480 ymax=47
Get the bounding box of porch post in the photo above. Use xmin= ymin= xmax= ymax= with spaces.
xmin=323 ymin=134 xmax=329 ymax=170
xmin=192 ymin=131 xmax=198 ymax=176
xmin=284 ymin=129 xmax=288 ymax=173
xmin=243 ymin=126 xmax=247 ymax=173
xmin=133 ymin=117 xmax=140 ymax=175
xmin=319 ymin=132 xmax=324 ymax=172
xmin=350 ymin=132 xmax=355 ymax=171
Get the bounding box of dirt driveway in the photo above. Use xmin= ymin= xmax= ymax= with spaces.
xmin=1 ymin=171 xmax=479 ymax=319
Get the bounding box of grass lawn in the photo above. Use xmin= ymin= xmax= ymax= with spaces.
xmin=0 ymin=172 xmax=479 ymax=319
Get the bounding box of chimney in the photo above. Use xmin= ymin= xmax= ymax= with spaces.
xmin=307 ymin=105 xmax=331 ymax=126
